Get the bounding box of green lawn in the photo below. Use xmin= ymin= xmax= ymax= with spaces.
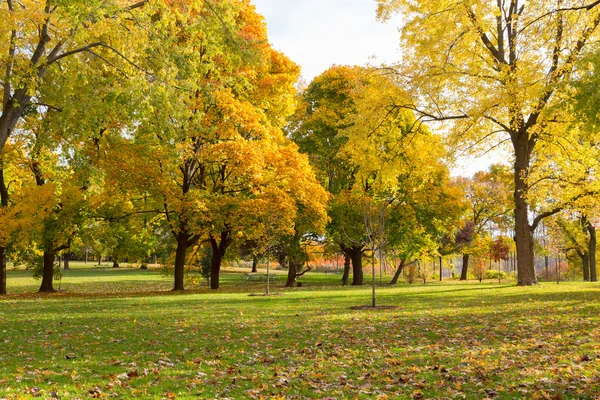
xmin=1 ymin=268 xmax=600 ymax=399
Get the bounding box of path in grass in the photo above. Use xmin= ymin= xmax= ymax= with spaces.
xmin=1 ymin=279 xmax=600 ymax=399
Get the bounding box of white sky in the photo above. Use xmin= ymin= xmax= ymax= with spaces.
xmin=251 ymin=0 xmax=402 ymax=82
xmin=251 ymin=0 xmax=507 ymax=176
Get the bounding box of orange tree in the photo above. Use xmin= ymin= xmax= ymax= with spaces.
xmin=103 ymin=0 xmax=327 ymax=291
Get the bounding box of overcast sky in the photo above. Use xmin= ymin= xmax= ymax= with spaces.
xmin=251 ymin=0 xmax=402 ymax=81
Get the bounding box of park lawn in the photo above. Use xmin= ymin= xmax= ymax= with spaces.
xmin=1 ymin=272 xmax=600 ymax=399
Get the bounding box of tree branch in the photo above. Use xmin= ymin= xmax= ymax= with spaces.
xmin=531 ymin=190 xmax=599 ymax=232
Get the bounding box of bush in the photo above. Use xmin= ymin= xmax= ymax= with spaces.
xmin=485 ymin=269 xmax=508 ymax=280
xmin=406 ymin=263 xmax=418 ymax=284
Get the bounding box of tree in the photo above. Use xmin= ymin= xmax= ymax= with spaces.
xmin=0 ymin=1 xmax=150 ymax=294
xmin=291 ymin=65 xmax=461 ymax=287
xmin=457 ymin=165 xmax=513 ymax=280
xmin=107 ymin=0 xmax=326 ymax=291
xmin=377 ymin=0 xmax=600 ymax=285
xmin=289 ymin=66 xmax=366 ymax=285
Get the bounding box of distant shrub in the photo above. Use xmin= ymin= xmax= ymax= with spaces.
xmin=485 ymin=270 xmax=508 ymax=280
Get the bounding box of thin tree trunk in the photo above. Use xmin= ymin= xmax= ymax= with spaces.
xmin=0 ymin=166 xmax=8 ymax=295
xmin=209 ymin=230 xmax=233 ymax=290
xmin=341 ymin=251 xmax=350 ymax=286
xmin=173 ymin=232 xmax=188 ymax=291
xmin=439 ymin=256 xmax=443 ymax=281
xmin=350 ymin=246 xmax=364 ymax=286
xmin=588 ymin=222 xmax=597 ymax=282
xmin=513 ymin=133 xmax=537 ymax=285
xmin=63 ymin=252 xmax=70 ymax=270
xmin=578 ymin=250 xmax=590 ymax=281
xmin=39 ymin=249 xmax=56 ymax=293
xmin=545 ymin=255 xmax=550 ymax=281
xmin=210 ymin=247 xmax=222 ymax=290
xmin=0 ymin=247 xmax=6 ymax=295
xmin=251 ymin=256 xmax=258 ymax=273
xmin=389 ymin=259 xmax=405 ymax=285
xmin=460 ymin=253 xmax=469 ymax=281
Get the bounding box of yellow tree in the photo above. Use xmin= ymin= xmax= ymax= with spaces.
xmin=0 ymin=0 xmax=148 ymax=153
xmin=0 ymin=0 xmax=149 ymax=294
xmin=105 ymin=0 xmax=326 ymax=291
xmin=457 ymin=165 xmax=513 ymax=280
xmin=377 ymin=0 xmax=600 ymax=285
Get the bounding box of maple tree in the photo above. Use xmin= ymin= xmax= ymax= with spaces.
xmin=377 ymin=0 xmax=600 ymax=285
xmin=102 ymin=0 xmax=327 ymax=291
xmin=0 ymin=0 xmax=149 ymax=294
xmin=457 ymin=165 xmax=513 ymax=280
xmin=292 ymin=65 xmax=464 ymax=287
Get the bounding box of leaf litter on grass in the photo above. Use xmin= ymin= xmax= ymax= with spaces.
xmin=2 ymin=280 xmax=600 ymax=398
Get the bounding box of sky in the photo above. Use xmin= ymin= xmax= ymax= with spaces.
xmin=251 ymin=0 xmax=402 ymax=82
xmin=250 ymin=0 xmax=507 ymax=176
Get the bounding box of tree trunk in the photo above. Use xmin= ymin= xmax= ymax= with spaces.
xmin=439 ymin=256 xmax=443 ymax=281
xmin=173 ymin=231 xmax=188 ymax=291
xmin=63 ymin=252 xmax=70 ymax=270
xmin=210 ymin=246 xmax=222 ymax=290
xmin=460 ymin=253 xmax=469 ymax=281
xmin=0 ymin=247 xmax=6 ymax=295
xmin=286 ymin=261 xmax=299 ymax=287
xmin=350 ymin=246 xmax=364 ymax=286
xmin=39 ymin=250 xmax=56 ymax=293
xmin=97 ymin=255 xmax=102 ymax=266
xmin=578 ymin=250 xmax=590 ymax=281
xmin=0 ymin=100 xmax=28 ymax=153
xmin=588 ymin=222 xmax=597 ymax=282
xmin=209 ymin=230 xmax=233 ymax=290
xmin=341 ymin=251 xmax=351 ymax=286
xmin=112 ymin=260 xmax=119 ymax=268
xmin=513 ymin=133 xmax=537 ymax=285
xmin=0 ymin=166 xmax=8 ymax=295
xmin=251 ymin=256 xmax=258 ymax=273
xmin=389 ymin=259 xmax=405 ymax=285
xmin=545 ymin=255 xmax=550 ymax=281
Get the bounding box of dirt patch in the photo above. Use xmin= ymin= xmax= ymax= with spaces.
xmin=248 ymin=293 xmax=285 ymax=297
xmin=350 ymin=305 xmax=399 ymax=310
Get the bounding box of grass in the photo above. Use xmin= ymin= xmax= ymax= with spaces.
xmin=1 ymin=267 xmax=600 ymax=399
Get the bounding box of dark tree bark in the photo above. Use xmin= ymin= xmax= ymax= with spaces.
xmin=588 ymin=222 xmax=597 ymax=282
xmin=341 ymin=252 xmax=351 ymax=286
xmin=63 ymin=252 xmax=70 ymax=270
xmin=439 ymin=256 xmax=443 ymax=281
xmin=513 ymin=132 xmax=537 ymax=285
xmin=389 ymin=259 xmax=406 ymax=285
xmin=172 ymin=231 xmax=189 ymax=291
xmin=251 ymin=256 xmax=258 ymax=273
xmin=38 ymin=249 xmax=56 ymax=293
xmin=460 ymin=253 xmax=470 ymax=281
xmin=577 ymin=250 xmax=590 ymax=281
xmin=0 ymin=166 xmax=8 ymax=295
xmin=545 ymin=255 xmax=550 ymax=281
xmin=112 ymin=260 xmax=119 ymax=268
xmin=209 ymin=230 xmax=233 ymax=290
xmin=285 ymin=261 xmax=300 ymax=287
xmin=0 ymin=246 xmax=6 ymax=296
xmin=349 ymin=246 xmax=364 ymax=286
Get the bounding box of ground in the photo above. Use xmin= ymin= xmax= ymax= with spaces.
xmin=1 ymin=264 xmax=599 ymax=399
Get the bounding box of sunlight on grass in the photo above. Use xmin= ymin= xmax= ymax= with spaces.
xmin=1 ymin=271 xmax=600 ymax=399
